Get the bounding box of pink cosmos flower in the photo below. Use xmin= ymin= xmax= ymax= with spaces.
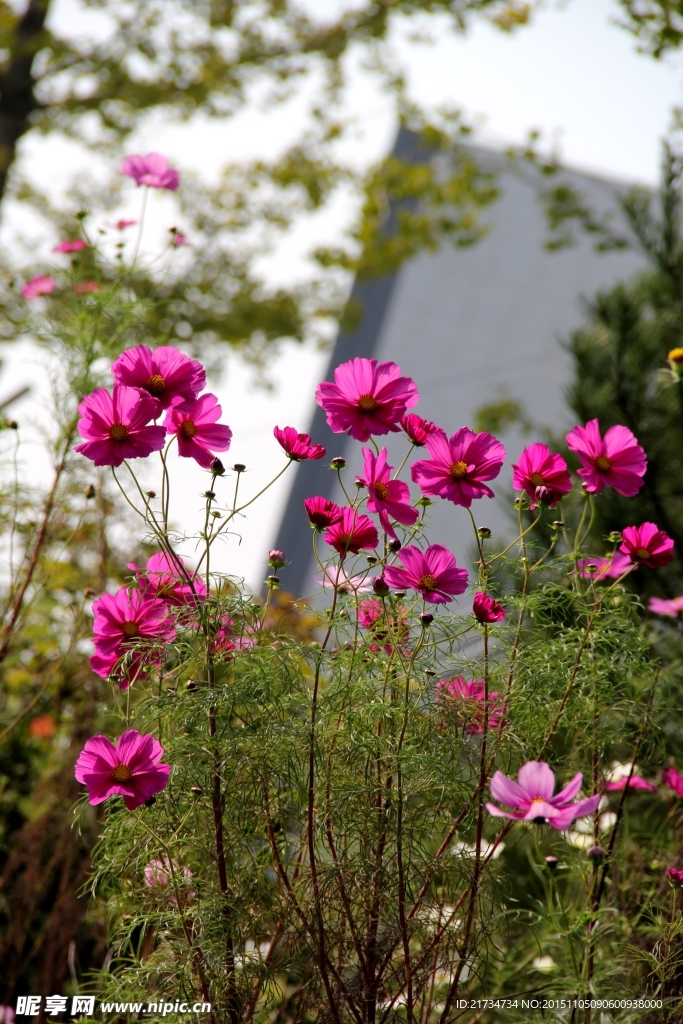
xmin=324 ymin=507 xmax=378 ymax=557
xmin=577 ymin=552 xmax=635 ymax=580
xmin=436 ymin=676 xmax=505 ymax=734
xmin=401 ymin=413 xmax=438 ymax=446
xmin=74 ymin=385 xmax=166 ymax=467
xmin=512 ymin=443 xmax=571 ymax=508
xmin=487 ymin=761 xmax=600 ymax=830
xmin=274 ymin=426 xmax=326 ymax=461
xmin=304 ymin=496 xmax=343 ymax=530
xmin=75 ymin=280 xmax=100 ymax=294
xmin=565 ymin=419 xmax=646 ymax=496
xmin=316 ymin=566 xmax=374 ymax=594
xmin=210 ymin=616 xmax=254 ymax=659
xmin=130 ymin=552 xmax=207 ymax=605
xmin=315 ymin=357 xmax=419 ymax=442
xmin=667 ymin=867 xmax=683 ymax=886
xmin=21 ymin=275 xmax=54 ymax=298
xmin=663 ymin=767 xmax=683 ymax=798
xmin=144 ymin=856 xmax=195 ymax=904
xmin=112 ymin=344 xmax=206 ymax=412
xmin=121 ymin=153 xmax=180 ymax=190
xmin=115 ymin=218 xmax=137 ymax=229
xmin=164 ymin=393 xmax=233 ymax=469
xmin=75 ymin=729 xmax=171 ymax=809
xmin=383 ymin=543 xmax=468 ymax=604
xmin=619 ymin=523 xmax=674 ymax=569
xmin=605 ymin=762 xmax=657 ymax=792
xmin=0 ymin=1008 xmax=15 ymax=1024
xmin=53 ymin=239 xmax=87 ymax=253
xmin=359 ymin=598 xmax=383 ymax=629
xmin=90 ymin=586 xmax=175 ymax=683
xmin=171 ymin=231 xmax=189 ymax=247
xmin=358 ymin=597 xmax=409 ymax=654
xmin=411 ymin=428 xmax=506 ymax=508
xmin=359 ymin=447 xmax=419 ymax=540
xmin=649 ymin=596 xmax=683 ymax=617
xmin=473 ymin=592 xmax=505 ymax=623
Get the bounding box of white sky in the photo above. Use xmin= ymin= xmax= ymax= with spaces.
xmin=2 ymin=0 xmax=682 ymax=590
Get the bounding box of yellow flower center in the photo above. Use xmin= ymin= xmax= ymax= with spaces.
xmin=357 ymin=394 xmax=378 ymax=413
xmin=419 ymin=574 xmax=438 ymax=590
xmin=449 ymin=461 xmax=468 ymax=480
xmin=122 ymin=621 xmax=141 ymax=639
xmin=146 ymin=373 xmax=166 ymax=395
xmin=374 ymin=481 xmax=390 ymax=500
xmin=636 ymin=547 xmax=651 ymax=560
xmin=108 ymin=422 xmax=129 ymax=442
xmin=529 ymin=472 xmax=545 ymax=487
xmin=180 ymin=420 xmax=198 ymax=439
xmin=668 ymin=347 xmax=683 ymax=365
xmin=594 ymin=455 xmax=611 ymax=472
xmin=111 ymin=764 xmax=133 ymax=783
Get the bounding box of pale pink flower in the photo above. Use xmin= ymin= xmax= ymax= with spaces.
xmin=663 ymin=767 xmax=683 ymax=798
xmin=75 ymin=280 xmax=100 ymax=294
xmin=472 ymin=592 xmax=505 ymax=623
xmin=565 ymin=419 xmax=646 ymax=496
xmin=114 ymin=219 xmax=137 ymax=229
xmin=0 ymin=1007 xmax=14 ymax=1024
xmin=411 ymin=428 xmax=506 ymax=508
xmin=512 ymin=443 xmax=571 ymax=508
xmin=324 ymin=507 xmax=378 ymax=557
xmin=605 ymin=761 xmax=657 ymax=792
xmin=164 ymin=393 xmax=233 ymax=469
xmin=144 ymin=856 xmax=195 ymax=904
xmin=53 ymin=239 xmax=87 ymax=253
xmin=577 ymin=552 xmax=635 ymax=580
xmin=121 ymin=153 xmax=180 ymax=190
xmin=436 ymin=676 xmax=505 ymax=735
xmin=74 ymin=385 xmax=166 ymax=467
xmin=620 ymin=523 xmax=674 ymax=569
xmin=487 ymin=761 xmax=600 ymax=830
xmin=129 ymin=552 xmax=207 ymax=605
xmin=401 ymin=413 xmax=438 ymax=446
xmin=649 ymin=596 xmax=683 ymax=617
xmin=274 ymin=426 xmax=326 ymax=461
xmin=383 ymin=544 xmax=468 ymax=604
xmin=170 ymin=231 xmax=189 ymax=246
xmin=75 ymin=729 xmax=170 ymax=809
xmin=315 ymin=357 xmax=419 ymax=441
xmin=304 ymin=496 xmax=342 ymax=530
xmin=21 ymin=275 xmax=54 ymax=298
xmin=112 ymin=344 xmax=206 ymax=411
xmin=359 ymin=447 xmax=418 ymax=540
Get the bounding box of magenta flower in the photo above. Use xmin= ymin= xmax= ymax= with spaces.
xmin=74 ymin=385 xmax=166 ymax=467
xmin=164 ymin=393 xmax=233 ymax=469
xmin=663 ymin=767 xmax=683 ymax=798
xmin=383 ymin=543 xmax=468 ymax=604
xmin=75 ymin=729 xmax=171 ymax=809
xmin=359 ymin=598 xmax=383 ymax=629
xmin=324 ymin=507 xmax=378 ymax=557
xmin=565 ymin=419 xmax=646 ymax=496
xmin=473 ymin=592 xmax=505 ymax=623
xmin=315 ymin=357 xmax=419 ymax=442
xmin=21 ymin=275 xmax=54 ymax=298
xmin=411 ymin=428 xmax=506 ymax=508
xmin=605 ymin=762 xmax=657 ymax=791
xmin=90 ymin=586 xmax=175 ymax=683
xmin=436 ymin=676 xmax=505 ymax=735
xmin=619 ymin=523 xmax=674 ymax=569
xmin=668 ymin=867 xmax=683 ymax=886
xmin=171 ymin=231 xmax=189 ymax=247
xmin=304 ymin=496 xmax=342 ymax=530
xmin=649 ymin=596 xmax=683 ymax=617
xmin=401 ymin=413 xmax=438 ymax=446
xmin=487 ymin=761 xmax=600 ymax=830
xmin=53 ymin=239 xmax=87 ymax=253
xmin=112 ymin=344 xmax=206 ymax=412
xmin=121 ymin=153 xmax=180 ymax=190
xmin=359 ymin=447 xmax=419 ymax=540
xmin=130 ymin=552 xmax=207 ymax=605
xmin=512 ymin=443 xmax=571 ymax=508
xmin=274 ymin=426 xmax=326 ymax=461
xmin=577 ymin=552 xmax=635 ymax=580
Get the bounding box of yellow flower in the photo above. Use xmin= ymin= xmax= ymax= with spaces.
xmin=667 ymin=348 xmax=683 ymax=374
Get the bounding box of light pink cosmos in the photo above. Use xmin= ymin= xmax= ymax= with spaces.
xmin=577 ymin=552 xmax=635 ymax=580
xmin=436 ymin=676 xmax=505 ymax=735
xmin=112 ymin=344 xmax=206 ymax=412
xmin=90 ymin=586 xmax=175 ymax=684
xmin=359 ymin=447 xmax=418 ymax=540
xmin=324 ymin=507 xmax=378 ymax=557
xmin=315 ymin=357 xmax=419 ymax=442
xmin=121 ymin=153 xmax=180 ymax=190
xmin=114 ymin=219 xmax=137 ymax=230
xmin=565 ymin=419 xmax=646 ymax=496
xmin=472 ymin=592 xmax=505 ymax=623
xmin=512 ymin=443 xmax=571 ymax=508
xmin=649 ymin=596 xmax=683 ymax=617
xmin=487 ymin=761 xmax=600 ymax=830
xmin=164 ymin=393 xmax=233 ymax=469
xmin=53 ymin=239 xmax=87 ymax=252
xmin=0 ymin=1008 xmax=15 ymax=1024
xmin=21 ymin=275 xmax=54 ymax=298
xmin=75 ymin=729 xmax=171 ymax=809
xmin=274 ymin=426 xmax=326 ymax=461
xmin=171 ymin=231 xmax=189 ymax=247
xmin=619 ymin=523 xmax=675 ymax=569
xmin=606 ymin=773 xmax=657 ymax=792
xmin=383 ymin=543 xmax=468 ymax=604
xmin=130 ymin=552 xmax=207 ymax=605
xmin=304 ymin=496 xmax=342 ymax=530
xmin=401 ymin=413 xmax=438 ymax=446
xmin=411 ymin=428 xmax=506 ymax=508
xmin=74 ymin=385 xmax=166 ymax=467
xmin=663 ymin=767 xmax=683 ymax=798
xmin=144 ymin=856 xmax=195 ymax=904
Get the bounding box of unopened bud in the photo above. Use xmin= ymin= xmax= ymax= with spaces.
xmin=372 ymin=576 xmax=389 ymax=596
xmin=331 ymin=457 xmax=346 ymax=470
xmin=166 ymin=686 xmax=176 ymax=693
xmin=204 ymin=490 xmax=215 ymax=499
xmin=587 ymin=845 xmax=606 ymax=864
xmin=268 ymin=549 xmax=286 ymax=569
xmin=534 ymin=485 xmax=554 ymax=507
xmin=607 ymin=532 xmax=622 ymax=544
xmin=190 ymin=786 xmax=203 ymax=796
xmin=545 ymin=855 xmax=558 ymax=871
xmin=425 ymin=669 xmax=436 ymax=677
xmin=83 ymin=587 xmax=96 ymax=598
xmin=85 ymin=484 xmax=96 ymax=500
xmin=586 ymin=563 xmax=598 ymax=574
xmin=477 ymin=526 xmax=491 ymax=539
xmin=552 ymin=520 xmax=565 ymax=529
xmin=388 ymin=539 xmax=401 ymax=553
xmin=211 ymin=458 xmax=225 ymax=476
xmin=233 ymin=463 xmax=246 ymax=473
xmin=366 ymin=555 xmax=378 ymax=565
xmin=186 ymin=680 xmax=198 ymax=691
xmin=266 ymin=574 xmax=280 ymax=586
xmin=145 ymin=490 xmax=156 ymax=498
xmin=7 ymin=420 xmax=17 ymax=430
xmin=144 ymin=796 xmax=157 ymax=807
xmin=420 ymin=612 xmax=434 ymax=627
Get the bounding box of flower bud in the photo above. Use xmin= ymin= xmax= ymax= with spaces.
xmin=366 ymin=555 xmax=378 ymax=565
xmin=586 ymin=563 xmax=598 ymax=574
xmin=534 ymin=485 xmax=556 ymax=507
xmin=83 ymin=587 xmax=96 ymax=598
xmin=85 ymin=484 xmax=96 ymax=500
xmin=607 ymin=531 xmax=622 ymax=544
xmin=268 ymin=549 xmax=286 ymax=569
xmin=372 ymin=576 xmax=389 ymax=596
xmin=166 ymin=686 xmax=176 ymax=693
xmin=331 ymin=457 xmax=346 ymax=470
xmin=186 ymin=680 xmax=198 ymax=691
xmin=477 ymin=526 xmax=491 ymax=539
xmin=388 ymin=539 xmax=401 ymax=552
xmin=233 ymin=463 xmax=246 ymax=473
xmin=552 ymin=520 xmax=564 ymax=529
xmin=420 ymin=612 xmax=434 ymax=627
xmin=587 ymin=844 xmax=606 ymax=864
xmin=144 ymin=796 xmax=157 ymax=807
xmin=191 ymin=786 xmax=203 ymax=796
xmin=266 ymin=574 xmax=280 ymax=587
xmin=204 ymin=490 xmax=215 ymax=499
xmin=425 ymin=669 xmax=436 ymax=677
xmin=211 ymin=457 xmax=225 ymax=476
xmin=544 ymin=855 xmax=558 ymax=871
xmin=668 ymin=347 xmax=683 ymax=376
xmin=145 ymin=490 xmax=156 ymax=498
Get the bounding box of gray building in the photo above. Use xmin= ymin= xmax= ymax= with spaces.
xmin=272 ymin=135 xmax=646 ymax=597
